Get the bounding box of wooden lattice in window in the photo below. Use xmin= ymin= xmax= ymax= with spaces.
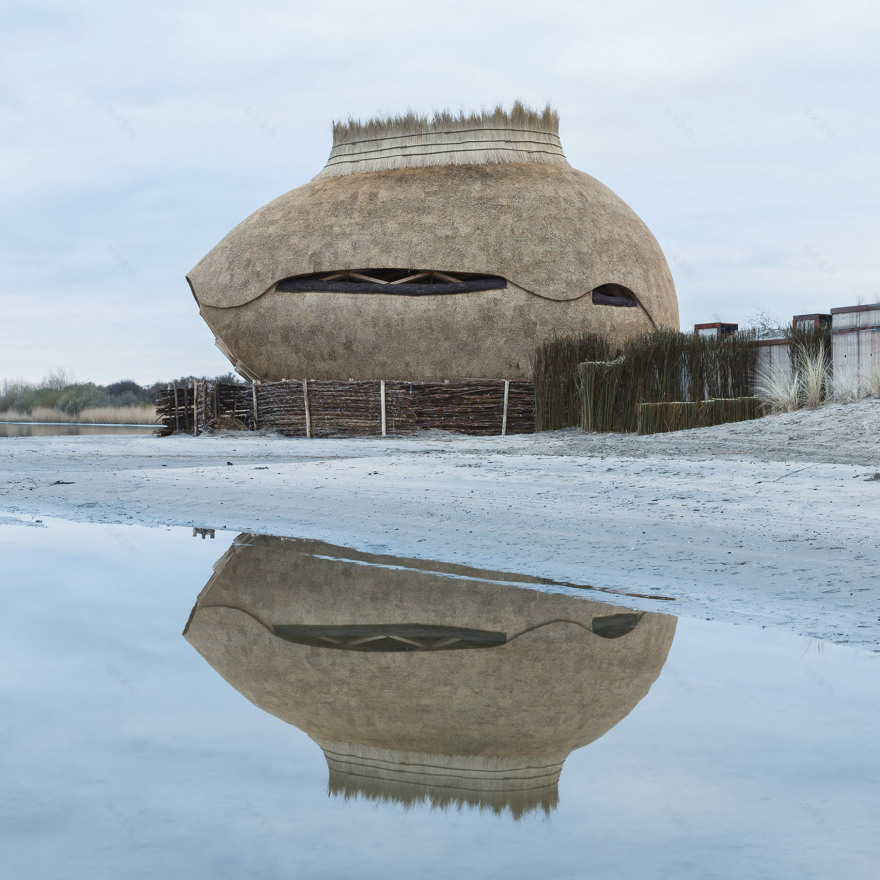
xmin=276 ymin=269 xmax=507 ymax=296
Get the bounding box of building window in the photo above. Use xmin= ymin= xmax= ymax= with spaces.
xmin=591 ymin=284 xmax=639 ymax=307
xmin=276 ymin=269 xmax=507 ymax=296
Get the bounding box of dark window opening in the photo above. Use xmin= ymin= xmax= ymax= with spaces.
xmin=276 ymin=269 xmax=507 ymax=296
xmin=591 ymin=613 xmax=643 ymax=639
xmin=591 ymin=283 xmax=639 ymax=307
xmin=271 ymin=623 xmax=507 ymax=651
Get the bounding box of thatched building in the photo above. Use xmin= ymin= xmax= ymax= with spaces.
xmin=184 ymin=534 xmax=677 ymax=817
xmin=188 ymin=104 xmax=679 ymax=382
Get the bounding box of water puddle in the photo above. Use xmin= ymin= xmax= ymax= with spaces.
xmin=2 ymin=519 xmax=878 ymax=879
xmin=0 ymin=422 xmax=159 ymax=437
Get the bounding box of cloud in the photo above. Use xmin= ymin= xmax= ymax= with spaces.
xmin=2 ymin=0 xmax=879 ymax=381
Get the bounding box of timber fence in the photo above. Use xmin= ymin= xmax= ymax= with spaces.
xmin=157 ymin=379 xmax=535 ymax=438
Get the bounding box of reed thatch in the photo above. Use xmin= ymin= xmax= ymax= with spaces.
xmin=319 ymin=102 xmax=565 ymax=178
xmin=187 ymin=104 xmax=678 ymax=382
xmin=324 ymin=742 xmax=561 ymax=819
xmin=331 ymin=102 xmax=560 ymax=145
xmin=184 ymin=535 xmax=677 ymax=818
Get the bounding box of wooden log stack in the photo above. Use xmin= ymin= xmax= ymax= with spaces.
xmin=156 ymin=379 xmax=535 ymax=437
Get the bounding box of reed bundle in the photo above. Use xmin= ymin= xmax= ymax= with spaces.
xmin=637 ymin=397 xmax=761 ymax=435
xmin=578 ymin=357 xmax=628 ymax=433
xmin=620 ymin=328 xmax=757 ymax=406
xmin=533 ymin=333 xmax=613 ymax=431
xmin=538 ymin=329 xmax=759 ymax=434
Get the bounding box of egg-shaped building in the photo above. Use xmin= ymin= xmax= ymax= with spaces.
xmin=184 ymin=534 xmax=677 ymax=816
xmin=188 ymin=105 xmax=678 ymax=382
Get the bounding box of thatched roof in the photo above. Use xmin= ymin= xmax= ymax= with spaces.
xmin=323 ymin=741 xmax=562 ymax=819
xmin=316 ymin=102 xmax=566 ymax=179
xmin=184 ymin=535 xmax=677 ymax=817
xmin=189 ymin=161 xmax=675 ymax=318
xmin=187 ymin=103 xmax=678 ymax=381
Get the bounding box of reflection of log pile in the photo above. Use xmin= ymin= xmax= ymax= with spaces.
xmin=156 ymin=379 xmax=535 ymax=437
xmin=184 ymin=534 xmax=676 ymax=818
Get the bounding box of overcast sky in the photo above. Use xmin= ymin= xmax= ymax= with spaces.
xmin=2 ymin=0 xmax=878 ymax=384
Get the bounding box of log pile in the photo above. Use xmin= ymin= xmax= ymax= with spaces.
xmin=156 ymin=379 xmax=535 ymax=437
xmin=308 ymin=381 xmax=383 ymax=438
xmin=254 ymin=381 xmax=307 ymax=436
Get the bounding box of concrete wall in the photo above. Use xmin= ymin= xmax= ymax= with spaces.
xmin=755 ymin=338 xmax=792 ymax=376
xmin=831 ymin=304 xmax=880 ymax=383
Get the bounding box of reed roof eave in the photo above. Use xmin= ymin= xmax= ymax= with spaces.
xmin=187 ymin=162 xmax=678 ymax=329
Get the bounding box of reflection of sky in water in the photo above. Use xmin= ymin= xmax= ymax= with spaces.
xmin=1 ymin=518 xmax=878 ymax=880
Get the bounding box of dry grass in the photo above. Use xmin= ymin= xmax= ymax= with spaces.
xmin=332 ymin=101 xmax=559 ymax=143
xmin=756 ymin=343 xmax=831 ymax=411
xmin=0 ymin=405 xmax=158 ymax=424
xmin=798 ymin=341 xmax=829 ymax=408
xmin=830 ymin=363 xmax=880 ymax=402
xmin=755 ymin=363 xmax=801 ymax=413
xmin=859 ymin=363 xmax=880 ymax=398
xmin=831 ymin=366 xmax=861 ymax=402
xmin=320 ymin=102 xmax=565 ymax=178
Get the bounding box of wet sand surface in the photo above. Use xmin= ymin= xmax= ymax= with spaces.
xmin=2 ymin=398 xmax=878 ymax=649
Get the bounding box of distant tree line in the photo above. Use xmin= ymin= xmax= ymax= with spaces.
xmin=0 ymin=370 xmax=242 ymax=416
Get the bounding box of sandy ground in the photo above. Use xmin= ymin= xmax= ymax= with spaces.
xmin=2 ymin=399 xmax=879 ymax=651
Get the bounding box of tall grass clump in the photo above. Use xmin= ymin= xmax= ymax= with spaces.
xmin=861 ymin=363 xmax=880 ymax=398
xmin=534 ymin=333 xmax=612 ymax=430
xmin=78 ymin=405 xmax=158 ymax=424
xmin=0 ymin=407 xmax=74 ymax=423
xmin=755 ymin=336 xmax=831 ymax=412
xmin=787 ymin=322 xmax=831 ymax=407
xmin=797 ymin=341 xmax=829 ymax=408
xmin=830 ymin=361 xmax=880 ymax=402
xmin=754 ymin=362 xmax=801 ymax=413
xmin=830 ymin=366 xmax=860 ymax=402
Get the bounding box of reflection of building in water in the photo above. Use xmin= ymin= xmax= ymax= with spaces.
xmin=184 ymin=534 xmax=676 ymax=818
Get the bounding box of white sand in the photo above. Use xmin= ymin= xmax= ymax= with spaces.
xmin=2 ymin=399 xmax=879 ymax=650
